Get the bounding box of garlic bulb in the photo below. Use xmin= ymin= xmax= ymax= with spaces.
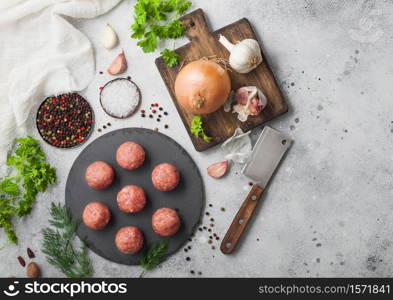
xmin=102 ymin=23 xmax=118 ymax=49
xmin=219 ymin=35 xmax=262 ymax=74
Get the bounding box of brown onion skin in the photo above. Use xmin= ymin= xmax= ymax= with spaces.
xmin=174 ymin=60 xmax=231 ymax=114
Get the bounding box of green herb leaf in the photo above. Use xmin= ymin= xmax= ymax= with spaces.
xmin=139 ymin=239 xmax=168 ymax=277
xmin=42 ymin=203 xmax=93 ymax=278
xmin=130 ymin=0 xmax=192 ymax=57
xmin=160 ymin=48 xmax=180 ymax=67
xmin=0 ymin=136 xmax=56 ymax=244
xmin=137 ymin=31 xmax=158 ymax=53
xmin=191 ymin=116 xmax=212 ymax=143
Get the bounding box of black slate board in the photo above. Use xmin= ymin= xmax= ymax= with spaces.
xmin=65 ymin=128 xmax=204 ymax=265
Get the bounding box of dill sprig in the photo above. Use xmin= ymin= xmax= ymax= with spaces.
xmin=42 ymin=203 xmax=93 ymax=278
xmin=139 ymin=239 xmax=169 ymax=277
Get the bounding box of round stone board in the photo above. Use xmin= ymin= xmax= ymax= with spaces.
xmin=65 ymin=128 xmax=204 ymax=265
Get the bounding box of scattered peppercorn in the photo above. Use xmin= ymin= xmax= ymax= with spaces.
xmin=198 ymin=227 xmax=202 ymax=231
xmin=107 ymin=122 xmax=111 ymax=126
xmin=164 ymin=112 xmax=168 ymax=115
xmin=198 ymin=271 xmax=202 ymax=275
xmin=17 ymin=256 xmax=26 ymax=267
xmin=159 ymin=107 xmax=163 ymax=111
xmin=27 ymin=248 xmax=35 ymax=259
xmin=164 ymin=124 xmax=169 ymax=129
xmin=127 ymin=76 xmax=131 ymax=80
xmin=209 ymin=204 xmax=213 ymax=207
xmin=184 ymin=248 xmax=188 ymax=252
xmin=99 ymin=71 xmax=103 ymax=75
xmin=98 ymin=128 xmax=102 ymax=132
xmin=186 ymin=257 xmax=191 ymax=261
xmin=208 ymin=240 xmax=212 ymax=244
xmin=210 ymin=223 xmax=214 ymax=227
xmin=208 ymin=228 xmax=212 ymax=232
xmin=205 ymin=212 xmax=210 ymax=216
xmin=210 ymin=218 xmax=214 ymax=222
xmin=141 ymin=114 xmax=146 ymax=117
xmin=188 ymin=246 xmax=191 ymax=250
xmin=157 ymin=118 xmax=160 ymax=122
xmin=190 ymin=270 xmax=195 ymax=274
xmin=149 ymin=114 xmax=153 ymax=118
xmin=221 ymin=207 xmax=226 ymax=212
xmin=211 ymin=246 xmax=215 ymax=250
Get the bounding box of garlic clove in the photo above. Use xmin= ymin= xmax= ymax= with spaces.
xmin=102 ymin=23 xmax=118 ymax=49
xmin=232 ymin=86 xmax=267 ymax=121
xmin=207 ymin=160 xmax=229 ymax=178
xmin=107 ymin=50 xmax=127 ymax=75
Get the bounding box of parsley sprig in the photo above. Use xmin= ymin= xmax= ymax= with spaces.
xmin=0 ymin=136 xmax=56 ymax=244
xmin=42 ymin=203 xmax=93 ymax=278
xmin=139 ymin=239 xmax=169 ymax=277
xmin=161 ymin=48 xmax=181 ymax=67
xmin=130 ymin=0 xmax=192 ymax=66
xmin=191 ymin=115 xmax=212 ymax=143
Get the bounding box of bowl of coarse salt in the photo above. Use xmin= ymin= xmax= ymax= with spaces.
xmin=100 ymin=78 xmax=141 ymax=119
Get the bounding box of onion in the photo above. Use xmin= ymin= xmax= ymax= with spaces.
xmin=174 ymin=59 xmax=231 ymax=114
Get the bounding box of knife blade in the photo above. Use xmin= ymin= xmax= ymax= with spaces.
xmin=220 ymin=126 xmax=292 ymax=254
xmin=242 ymin=126 xmax=292 ymax=187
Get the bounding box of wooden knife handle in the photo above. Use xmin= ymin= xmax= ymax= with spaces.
xmin=220 ymin=184 xmax=264 ymax=254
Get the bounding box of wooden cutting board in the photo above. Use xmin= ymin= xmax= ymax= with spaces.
xmin=155 ymin=9 xmax=288 ymax=152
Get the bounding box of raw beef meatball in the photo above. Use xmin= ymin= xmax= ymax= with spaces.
xmin=117 ymin=185 xmax=146 ymax=213
xmin=115 ymin=226 xmax=144 ymax=254
xmin=151 ymin=163 xmax=180 ymax=191
xmin=116 ymin=142 xmax=145 ymax=170
xmin=85 ymin=161 xmax=114 ymax=190
xmin=83 ymin=202 xmax=111 ymax=230
xmin=152 ymin=208 xmax=181 ymax=237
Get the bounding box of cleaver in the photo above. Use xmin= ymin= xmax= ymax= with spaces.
xmin=220 ymin=126 xmax=292 ymax=254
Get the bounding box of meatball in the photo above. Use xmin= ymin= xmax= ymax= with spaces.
xmin=115 ymin=226 xmax=144 ymax=254
xmin=117 ymin=185 xmax=146 ymax=213
xmin=85 ymin=161 xmax=114 ymax=190
xmin=83 ymin=202 xmax=111 ymax=230
xmin=152 ymin=208 xmax=181 ymax=237
xmin=116 ymin=142 xmax=145 ymax=170
xmin=151 ymin=163 xmax=180 ymax=191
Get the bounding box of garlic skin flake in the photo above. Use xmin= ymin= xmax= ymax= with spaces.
xmin=219 ymin=35 xmax=263 ymax=74
xmin=102 ymin=23 xmax=118 ymax=49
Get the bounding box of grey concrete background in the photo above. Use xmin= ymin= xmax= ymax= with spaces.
xmin=1 ymin=0 xmax=393 ymax=277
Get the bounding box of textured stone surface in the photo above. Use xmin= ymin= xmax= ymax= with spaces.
xmin=1 ymin=0 xmax=393 ymax=277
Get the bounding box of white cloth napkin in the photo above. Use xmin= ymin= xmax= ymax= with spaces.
xmin=0 ymin=0 xmax=122 ymax=164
